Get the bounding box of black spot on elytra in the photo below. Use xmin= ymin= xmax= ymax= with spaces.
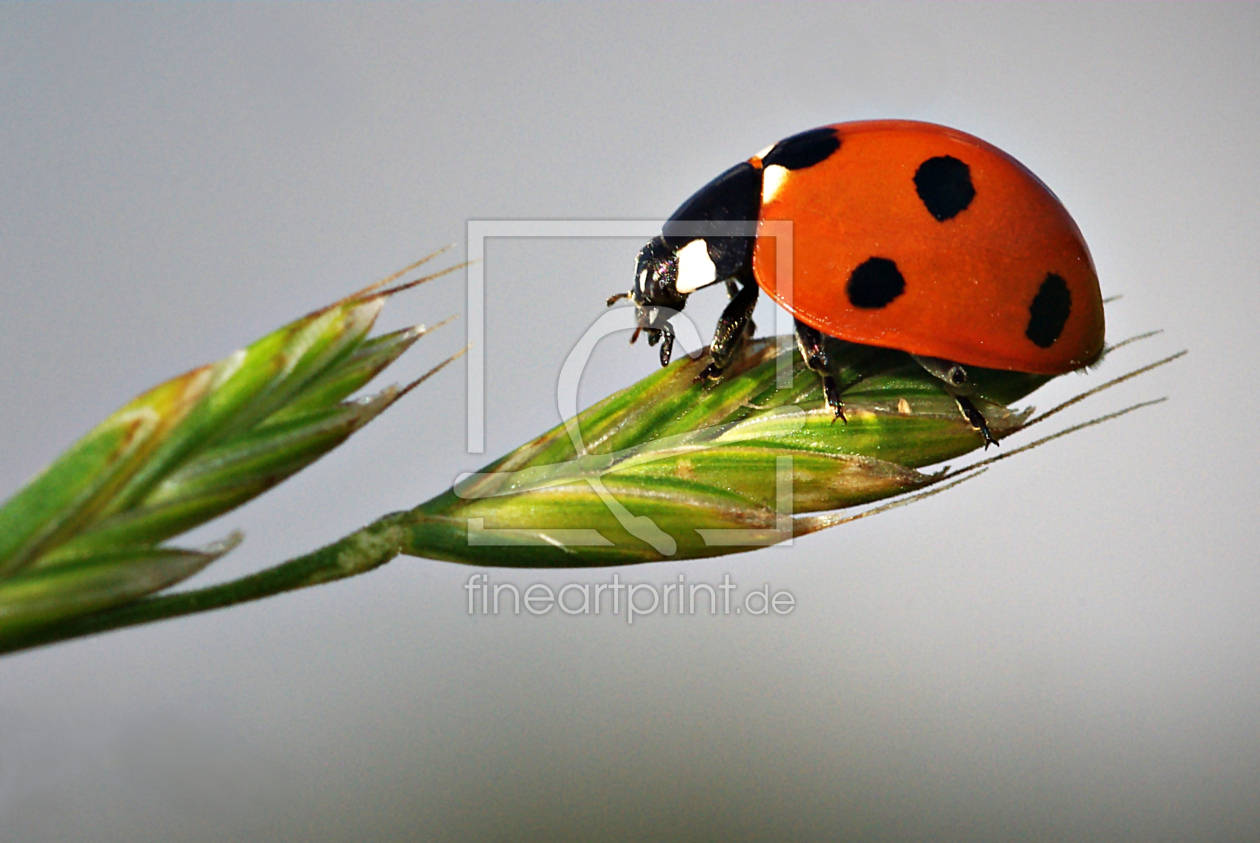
xmin=1026 ymin=273 xmax=1072 ymax=348
xmin=763 ymin=127 xmax=840 ymax=171
xmin=914 ymin=155 xmax=975 ymax=221
xmin=847 ymin=257 xmax=905 ymax=309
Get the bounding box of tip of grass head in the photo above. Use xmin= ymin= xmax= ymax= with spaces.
xmin=0 ymin=255 xmax=462 ymax=580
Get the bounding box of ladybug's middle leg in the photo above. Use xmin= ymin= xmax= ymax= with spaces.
xmin=793 ymin=320 xmax=846 ymax=421
xmin=697 ymin=278 xmax=758 ymax=381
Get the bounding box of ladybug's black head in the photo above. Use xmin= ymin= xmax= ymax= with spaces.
xmin=612 ymin=235 xmax=686 ymax=333
xmin=630 ymin=236 xmax=687 ymax=326
xmin=606 ymin=235 xmax=689 ymax=366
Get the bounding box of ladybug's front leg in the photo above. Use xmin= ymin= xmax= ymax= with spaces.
xmin=646 ymin=323 xmax=676 ymax=368
xmin=696 ymin=279 xmax=758 ymax=381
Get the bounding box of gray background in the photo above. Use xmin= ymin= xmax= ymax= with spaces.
xmin=1 ymin=4 xmax=1256 ymax=841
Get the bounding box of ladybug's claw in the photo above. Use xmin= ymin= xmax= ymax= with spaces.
xmin=695 ymin=362 xmax=722 ymax=383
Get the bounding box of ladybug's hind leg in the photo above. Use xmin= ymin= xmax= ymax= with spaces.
xmin=910 ymin=354 xmax=999 ymax=449
xmin=952 ymin=395 xmax=999 ymax=449
xmin=697 ymin=279 xmax=758 ymax=381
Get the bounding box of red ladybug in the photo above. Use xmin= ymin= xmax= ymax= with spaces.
xmin=608 ymin=120 xmax=1105 ymax=445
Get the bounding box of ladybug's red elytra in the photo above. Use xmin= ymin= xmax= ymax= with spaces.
xmin=608 ymin=120 xmax=1105 ymax=445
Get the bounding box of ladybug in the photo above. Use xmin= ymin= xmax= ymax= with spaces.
xmin=607 ymin=120 xmax=1105 ymax=445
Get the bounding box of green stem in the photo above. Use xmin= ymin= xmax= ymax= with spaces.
xmin=0 ymin=512 xmax=411 ymax=657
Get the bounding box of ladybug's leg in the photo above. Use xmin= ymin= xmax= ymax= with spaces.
xmin=643 ymin=324 xmax=677 ymax=367
xmin=697 ymin=279 xmax=758 ymax=381
xmin=952 ymin=395 xmax=999 ymax=449
xmin=910 ymin=354 xmax=999 ymax=449
xmin=658 ymin=324 xmax=675 ymax=367
xmin=794 ymin=320 xmax=846 ymax=421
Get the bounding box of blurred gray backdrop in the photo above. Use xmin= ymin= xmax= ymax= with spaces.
xmin=1 ymin=4 xmax=1256 ymax=842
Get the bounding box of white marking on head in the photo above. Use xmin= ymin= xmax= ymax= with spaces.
xmin=762 ymin=164 xmax=790 ymax=204
xmin=753 ymin=143 xmax=775 ymax=162
xmin=675 ymin=239 xmax=718 ymax=294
